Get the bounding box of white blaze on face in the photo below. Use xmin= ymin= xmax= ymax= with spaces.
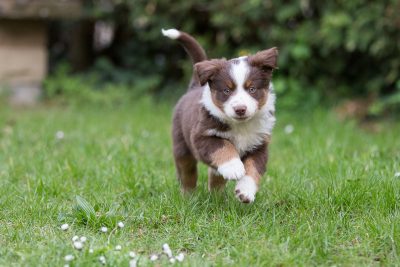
xmin=201 ymin=84 xmax=229 ymax=121
xmin=224 ymin=58 xmax=258 ymax=120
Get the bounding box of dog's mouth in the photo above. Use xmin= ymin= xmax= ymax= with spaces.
xmin=232 ymin=115 xmax=251 ymax=122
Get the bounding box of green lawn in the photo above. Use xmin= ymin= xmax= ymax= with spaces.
xmin=1 ymin=98 xmax=400 ymax=266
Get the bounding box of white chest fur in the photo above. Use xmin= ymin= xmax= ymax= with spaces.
xmin=229 ymin=114 xmax=274 ymax=156
xmin=206 ymin=91 xmax=276 ymax=156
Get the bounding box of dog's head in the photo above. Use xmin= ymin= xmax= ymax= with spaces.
xmin=196 ymin=48 xmax=278 ymax=123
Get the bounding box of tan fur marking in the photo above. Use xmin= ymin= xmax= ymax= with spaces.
xmin=265 ymin=134 xmax=271 ymax=143
xmin=257 ymin=89 xmax=268 ymax=109
xmin=211 ymin=89 xmax=225 ymax=112
xmin=243 ymin=159 xmax=261 ymax=184
xmin=227 ymin=80 xmax=234 ymax=89
xmin=210 ymin=140 xmax=238 ymax=166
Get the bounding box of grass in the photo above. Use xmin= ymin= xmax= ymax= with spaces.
xmin=0 ymin=97 xmax=400 ymax=266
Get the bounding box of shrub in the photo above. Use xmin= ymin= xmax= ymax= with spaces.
xmin=43 ymin=63 xmax=141 ymax=106
xmin=51 ymin=1 xmax=400 ymax=112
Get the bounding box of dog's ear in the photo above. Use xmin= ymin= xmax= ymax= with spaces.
xmin=248 ymin=47 xmax=278 ymax=73
xmin=194 ymin=59 xmax=225 ymax=86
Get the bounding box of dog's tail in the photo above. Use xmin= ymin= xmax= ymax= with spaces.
xmin=162 ymin=28 xmax=207 ymax=64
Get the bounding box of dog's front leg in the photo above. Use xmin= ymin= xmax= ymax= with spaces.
xmin=235 ymin=142 xmax=269 ymax=203
xmin=194 ymin=136 xmax=245 ymax=181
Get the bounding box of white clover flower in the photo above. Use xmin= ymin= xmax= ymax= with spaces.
xmin=56 ymin=131 xmax=65 ymax=140
xmin=80 ymin=236 xmax=87 ymax=243
xmin=175 ymin=253 xmax=184 ymax=262
xmin=64 ymin=255 xmax=74 ymax=262
xmin=61 ymin=224 xmax=69 ymax=231
xmin=100 ymin=226 xmax=108 ymax=233
xmin=162 ymin=243 xmax=172 ymax=258
xmin=115 ymin=245 xmax=122 ymax=251
xmin=117 ymin=221 xmax=125 ymax=228
xmin=284 ymin=124 xmax=294 ymax=134
xmin=129 ymin=251 xmax=136 ymax=258
xmin=73 ymin=241 xmax=84 ymax=250
xmin=64 ymin=265 xmax=70 ymax=267
xmin=72 ymin=235 xmax=79 ymax=242
xmin=99 ymin=256 xmax=106 ymax=265
xmin=150 ymin=254 xmax=158 ymax=261
xmin=395 ymin=172 xmax=400 ymax=178
xmin=129 ymin=259 xmax=137 ymax=267
xmin=169 ymin=258 xmax=176 ymax=263
xmin=89 ymin=248 xmax=94 ymax=253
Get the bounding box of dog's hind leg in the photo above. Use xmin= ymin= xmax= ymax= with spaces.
xmin=208 ymin=167 xmax=226 ymax=191
xmin=172 ymin=124 xmax=197 ymax=192
xmin=174 ymin=153 xmax=197 ymax=193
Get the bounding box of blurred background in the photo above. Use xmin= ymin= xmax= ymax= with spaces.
xmin=0 ymin=0 xmax=399 ymax=119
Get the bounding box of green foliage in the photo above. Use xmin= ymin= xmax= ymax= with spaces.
xmin=370 ymin=83 xmax=400 ymax=116
xmin=75 ymin=195 xmax=96 ymax=224
xmin=86 ymin=0 xmax=400 ymax=111
xmin=43 ymin=63 xmax=146 ymax=106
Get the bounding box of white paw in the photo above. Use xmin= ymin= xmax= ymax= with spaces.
xmin=235 ymin=175 xmax=257 ymax=203
xmin=217 ymin=158 xmax=245 ymax=180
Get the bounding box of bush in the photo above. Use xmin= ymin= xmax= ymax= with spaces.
xmin=43 ymin=64 xmax=141 ymax=106
xmin=52 ymin=1 xmax=400 ymax=112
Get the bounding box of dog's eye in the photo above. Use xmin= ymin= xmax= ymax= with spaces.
xmin=223 ymin=88 xmax=231 ymax=95
xmin=249 ymin=86 xmax=256 ymax=93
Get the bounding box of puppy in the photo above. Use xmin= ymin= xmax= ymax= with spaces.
xmin=162 ymin=28 xmax=278 ymax=203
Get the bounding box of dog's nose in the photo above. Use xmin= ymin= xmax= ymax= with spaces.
xmin=234 ymin=105 xmax=247 ymax=116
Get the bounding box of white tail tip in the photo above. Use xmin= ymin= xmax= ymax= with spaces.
xmin=161 ymin=28 xmax=180 ymax=39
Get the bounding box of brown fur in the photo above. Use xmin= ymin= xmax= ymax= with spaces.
xmin=175 ymin=155 xmax=197 ymax=192
xmin=177 ymin=32 xmax=207 ymax=64
xmin=248 ymin=47 xmax=279 ymax=71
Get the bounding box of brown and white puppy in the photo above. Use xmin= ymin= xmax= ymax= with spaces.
xmin=162 ymin=28 xmax=278 ymax=203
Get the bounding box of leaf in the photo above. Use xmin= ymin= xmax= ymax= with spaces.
xmin=290 ymin=43 xmax=311 ymax=60
xmin=76 ymin=195 xmax=96 ymax=222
